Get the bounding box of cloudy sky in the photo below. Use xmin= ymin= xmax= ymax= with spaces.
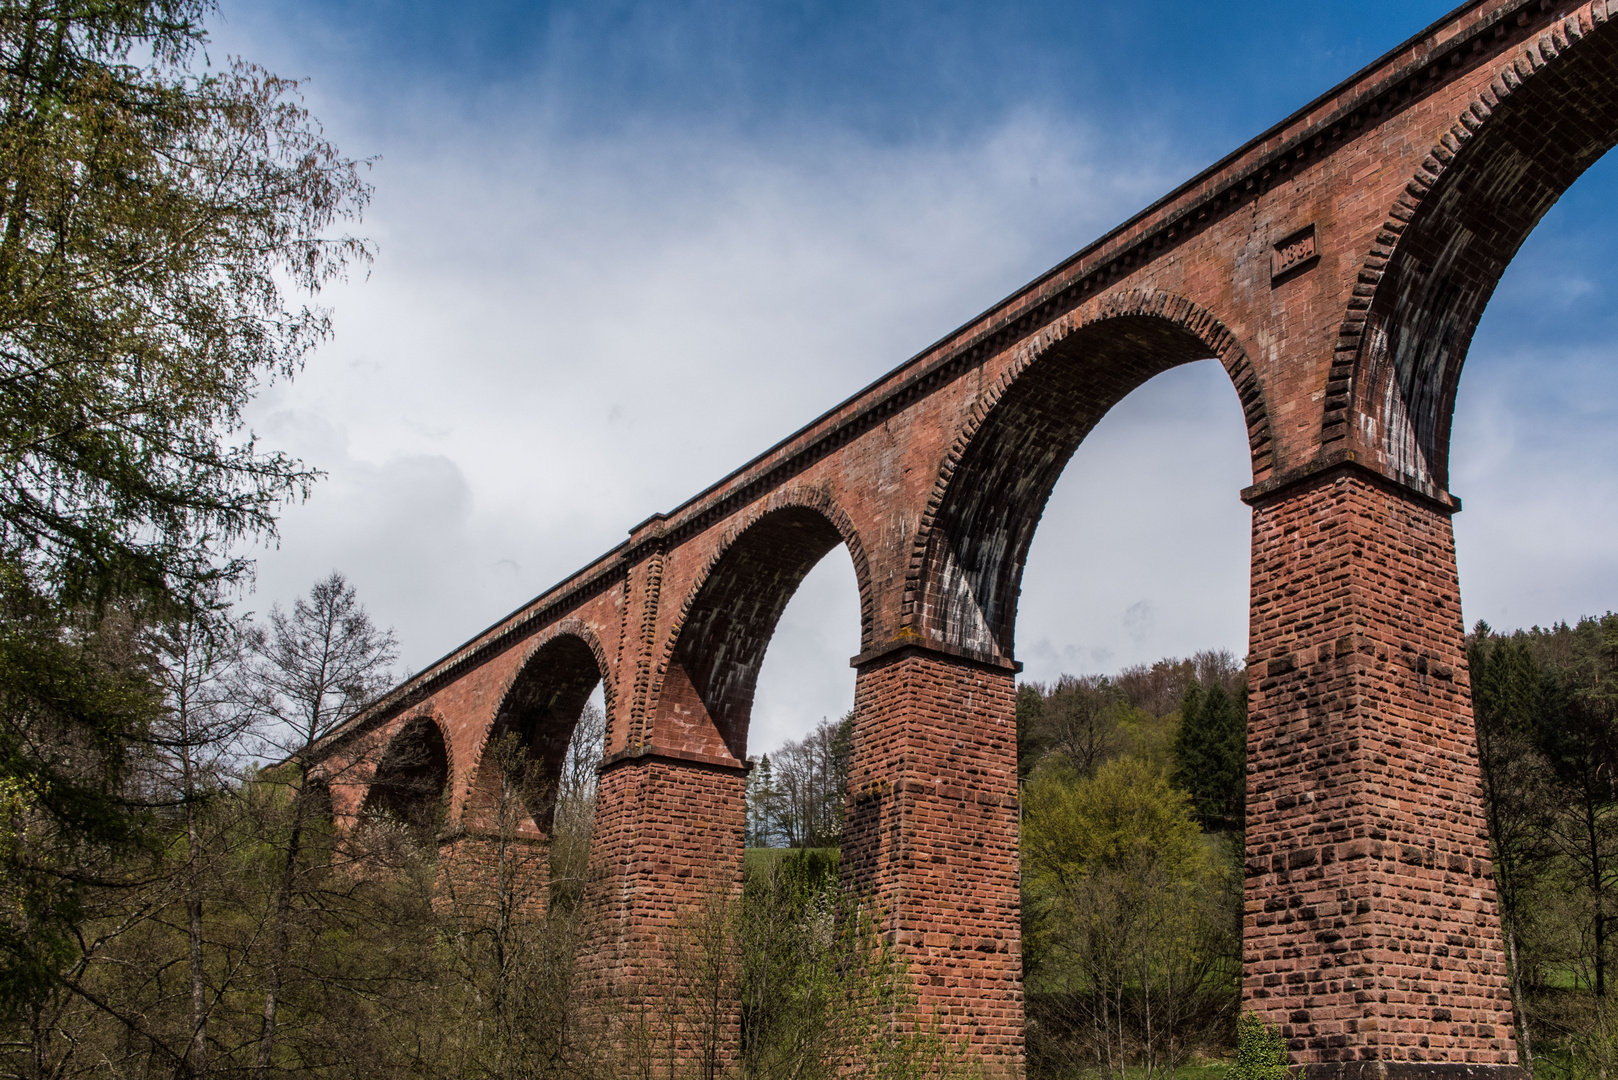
xmin=209 ymin=0 xmax=1618 ymax=756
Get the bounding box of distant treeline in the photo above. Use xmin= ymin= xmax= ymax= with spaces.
xmin=1469 ymin=613 xmax=1618 ymax=1076
xmin=746 ymin=715 xmax=852 ymax=850
xmin=745 ymin=649 xmax=1254 ymax=1078
xmin=1014 ymin=650 xmax=1248 ymax=1078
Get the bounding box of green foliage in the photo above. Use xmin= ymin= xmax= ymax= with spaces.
xmin=739 ymin=847 xmax=839 ymax=1073
xmin=0 ymin=0 xmax=370 ymax=604
xmin=0 ymin=0 xmax=371 ymax=1026
xmin=0 ymin=756 xmax=447 ymax=1080
xmin=1467 ymin=614 xmax=1618 ymax=1072
xmin=1468 ymin=625 xmax=1555 ymax=1021
xmin=731 ymin=848 xmax=980 ymax=1080
xmin=1017 ymin=683 xmax=1045 ymax=778
xmin=1023 ymin=756 xmax=1204 ymax=887
xmin=1233 ymin=1012 xmax=1288 ymax=1080
xmin=1172 ymin=681 xmax=1246 ymax=831
xmin=0 ymin=566 xmax=160 ymax=1017
xmin=1022 ymin=675 xmax=1127 ymax=776
xmin=747 ymin=751 xmax=779 ymax=847
xmin=1023 ymin=757 xmax=1238 ymax=1080
xmin=1017 ymin=657 xmax=1247 ymax=1077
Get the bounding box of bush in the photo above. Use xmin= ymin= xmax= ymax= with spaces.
xmin=1234 ymin=1012 xmax=1289 ymax=1080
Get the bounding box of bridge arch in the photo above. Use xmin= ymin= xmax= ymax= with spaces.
xmin=464 ymin=620 xmax=612 ymax=834
xmin=904 ymin=288 xmax=1269 ymax=660
xmin=1329 ymin=6 xmax=1618 ymax=496
xmin=653 ymin=490 xmax=873 ymax=763
xmin=361 ymin=711 xmax=451 ymax=830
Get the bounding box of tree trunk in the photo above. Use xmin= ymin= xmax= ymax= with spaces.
xmin=1507 ymin=931 xmax=1533 ymax=1070
xmin=1591 ymin=797 xmax=1606 ymax=999
xmin=186 ymin=804 xmax=209 ymax=1080
xmin=257 ymin=785 xmax=307 ymax=1072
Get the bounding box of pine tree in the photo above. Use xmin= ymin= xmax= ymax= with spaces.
xmin=1171 ymin=681 xmax=1246 ymax=830
xmin=1016 ymin=683 xmax=1044 ymax=779
xmin=746 ymin=754 xmax=781 ymax=847
xmin=1468 ymin=622 xmax=1553 ymax=1065
xmin=1532 ymin=618 xmax=1618 ymax=999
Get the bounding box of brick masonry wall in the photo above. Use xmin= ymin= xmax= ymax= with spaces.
xmin=580 ymin=755 xmax=747 ymax=1069
xmin=305 ymin=8 xmax=1618 ymax=1077
xmin=1245 ymin=470 xmax=1516 ymax=1068
xmin=845 ymin=648 xmax=1023 ymax=1078
xmin=436 ymin=832 xmax=552 ymax=921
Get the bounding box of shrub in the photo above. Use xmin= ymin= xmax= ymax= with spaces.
xmin=1234 ymin=1011 xmax=1289 ymax=1080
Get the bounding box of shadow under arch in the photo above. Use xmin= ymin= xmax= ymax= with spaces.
xmin=362 ymin=712 xmax=450 ymax=829
xmin=905 ymin=289 xmax=1268 ymax=660
xmin=655 ymin=497 xmax=872 ymax=764
xmin=1330 ymin=8 xmax=1618 ymax=497
xmin=465 ymin=623 xmax=610 ymax=834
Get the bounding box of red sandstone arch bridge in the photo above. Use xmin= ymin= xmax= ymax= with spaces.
xmin=312 ymin=1 xmax=1618 ymax=1075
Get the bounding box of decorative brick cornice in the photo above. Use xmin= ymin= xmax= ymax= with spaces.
xmin=1240 ymin=449 xmax=1463 ymax=515
xmin=850 ymin=638 xmax=1022 ymax=675
xmin=317 ymin=557 xmax=628 ymax=755
xmin=597 ymin=744 xmax=749 ymax=776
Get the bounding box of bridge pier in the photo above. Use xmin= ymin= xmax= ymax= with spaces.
xmin=1244 ymin=469 xmax=1520 ymax=1077
xmin=585 ymin=752 xmax=746 ymax=1074
xmin=319 ymin=4 xmax=1618 ymax=1074
xmin=845 ymin=645 xmax=1024 ymax=1079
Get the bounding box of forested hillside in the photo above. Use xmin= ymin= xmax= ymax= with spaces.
xmin=738 ymin=651 xmax=1251 ymax=1076
xmin=738 ymin=623 xmax=1618 ymax=1079
xmin=1469 ymin=613 xmax=1618 ymax=1077
xmin=1010 ymin=651 xmax=1249 ymax=1077
xmin=10 ymin=606 xmax=1618 ymax=1079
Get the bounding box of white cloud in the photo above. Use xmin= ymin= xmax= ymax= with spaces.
xmin=1452 ymin=341 xmax=1618 ymax=633
xmin=234 ymin=95 xmax=1190 ymax=731
xmin=1013 ymin=359 xmax=1253 ymax=688
xmin=218 ymin=14 xmax=1618 ymax=759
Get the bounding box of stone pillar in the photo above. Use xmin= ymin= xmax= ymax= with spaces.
xmin=845 ymin=644 xmax=1024 ymax=1078
xmin=1243 ymin=467 xmax=1519 ymax=1077
xmin=435 ymin=831 xmax=551 ymax=921
xmin=582 ymin=752 xmax=745 ymax=1072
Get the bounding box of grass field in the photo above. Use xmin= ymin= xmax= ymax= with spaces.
xmin=743 ymin=846 xmax=839 ymax=871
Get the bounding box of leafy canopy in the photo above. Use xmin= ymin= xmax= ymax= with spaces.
xmin=0 ymin=0 xmax=371 ymax=1019
xmin=1022 ymin=755 xmax=1205 ymax=890
xmin=0 ymin=0 xmax=371 ymax=605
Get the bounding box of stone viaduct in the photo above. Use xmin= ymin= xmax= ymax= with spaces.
xmin=313 ymin=0 xmax=1618 ymax=1075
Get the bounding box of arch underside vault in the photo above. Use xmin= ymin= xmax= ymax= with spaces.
xmin=363 ymin=714 xmax=449 ymax=829
xmin=914 ymin=309 xmax=1260 ymax=661
xmin=1342 ymin=7 xmax=1618 ymax=495
xmin=659 ymin=505 xmax=854 ymax=763
xmin=469 ymin=632 xmax=604 ymax=834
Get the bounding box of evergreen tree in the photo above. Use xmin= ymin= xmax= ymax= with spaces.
xmin=1469 ymin=622 xmax=1554 ymax=1064
xmin=0 ymin=0 xmax=369 ymax=1020
xmin=1016 ymin=683 xmax=1044 ymax=779
xmin=746 ymin=754 xmax=781 ymax=847
xmin=1532 ymin=619 xmax=1618 ymax=999
xmin=1171 ymin=681 xmax=1246 ymax=831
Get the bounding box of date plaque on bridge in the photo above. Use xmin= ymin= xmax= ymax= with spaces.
xmin=1271 ymin=223 xmax=1318 ymax=282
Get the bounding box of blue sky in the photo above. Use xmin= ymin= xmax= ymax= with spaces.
xmin=213 ymin=1 xmax=1618 ymax=755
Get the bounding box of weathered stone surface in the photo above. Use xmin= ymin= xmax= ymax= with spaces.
xmin=313 ymin=3 xmax=1618 ymax=1074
